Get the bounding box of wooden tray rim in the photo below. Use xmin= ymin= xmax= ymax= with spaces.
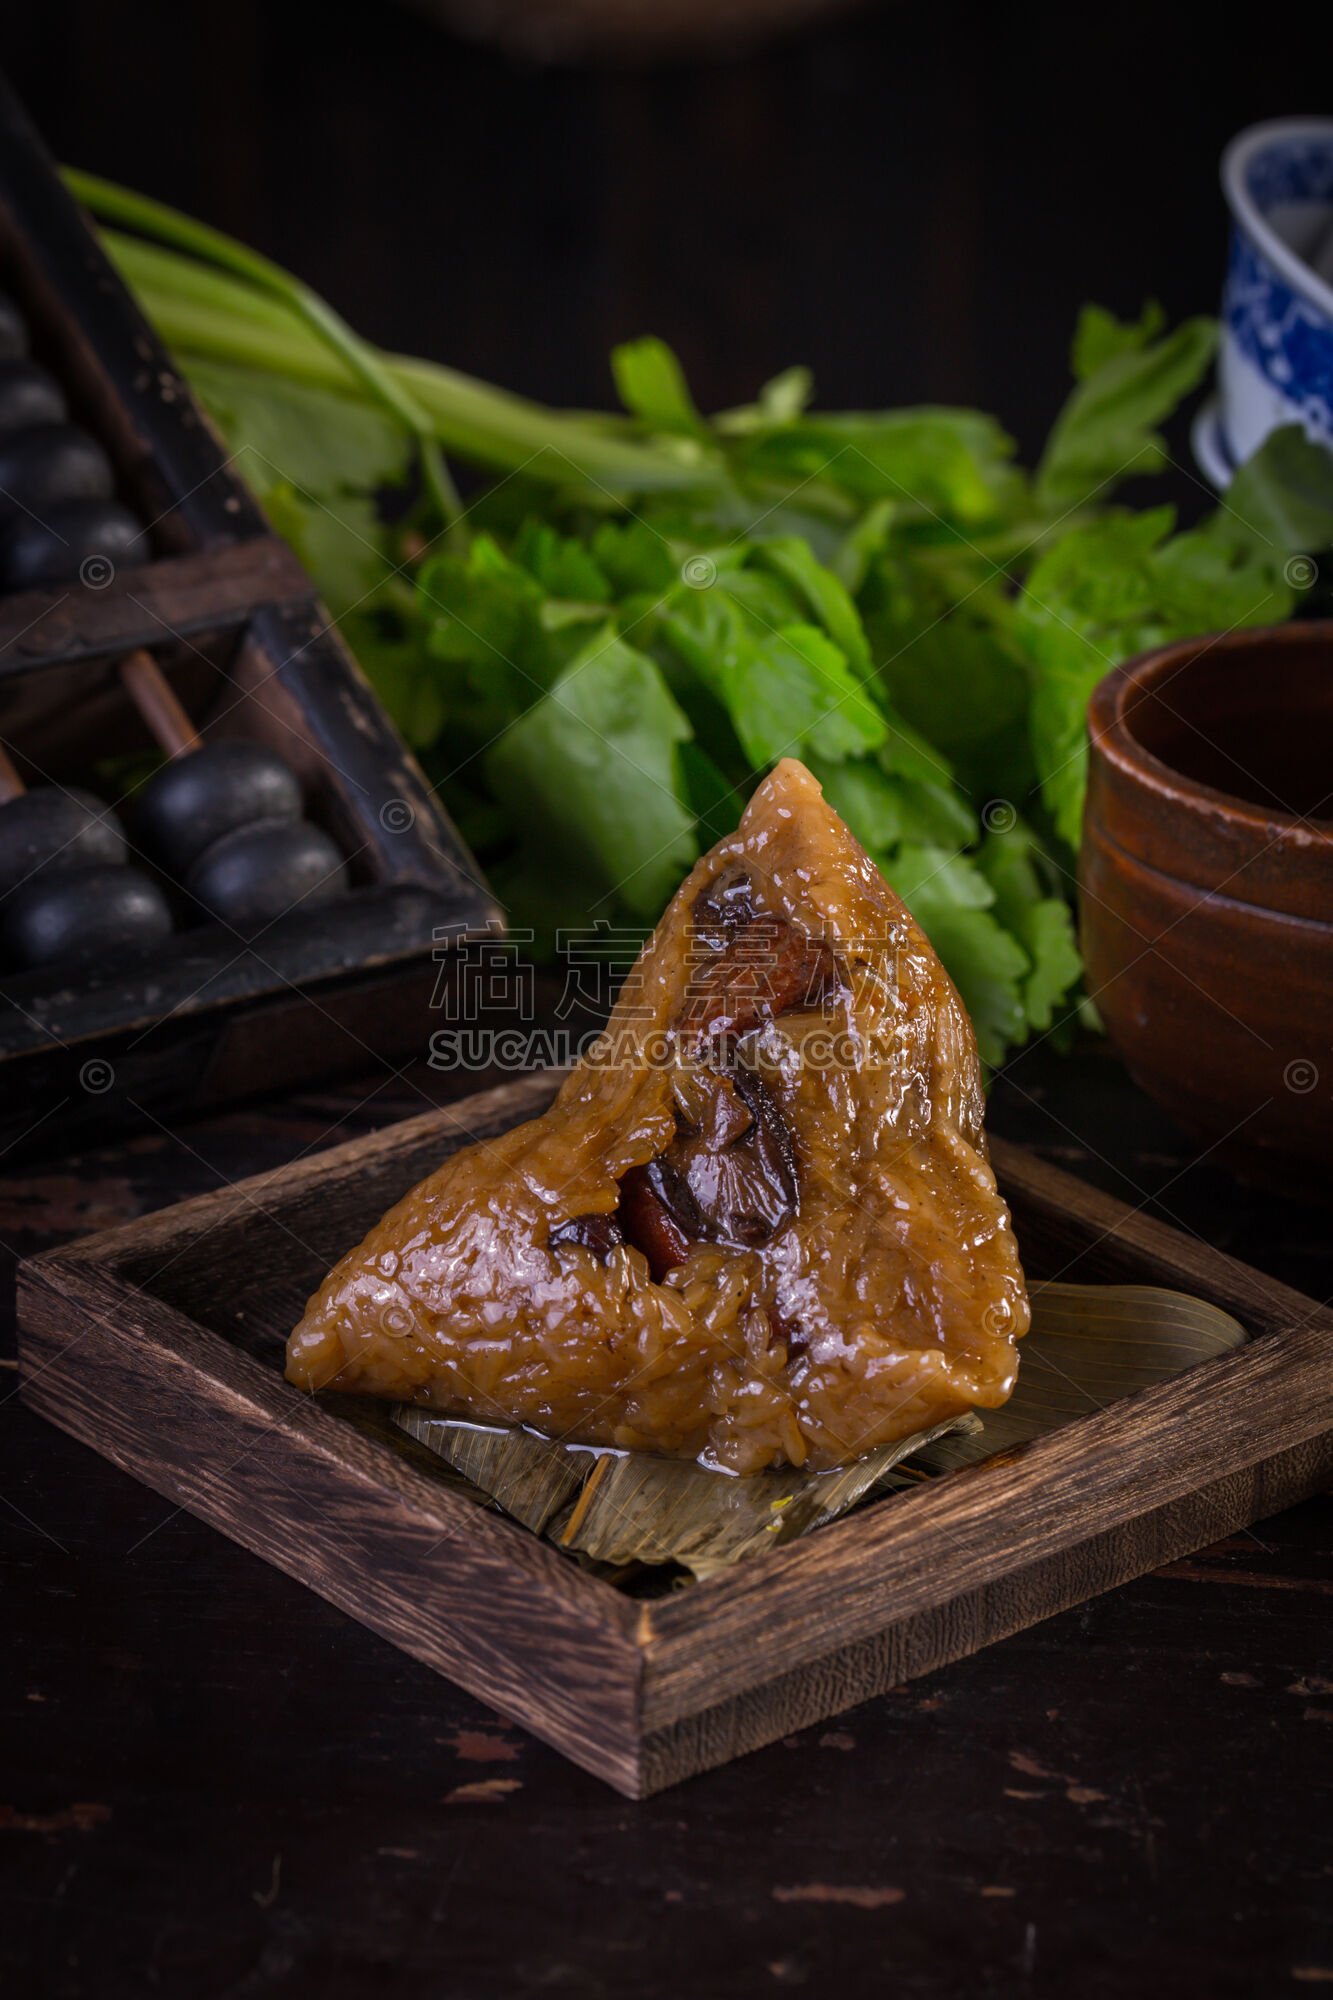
xmin=19 ymin=1071 xmax=1333 ymax=1780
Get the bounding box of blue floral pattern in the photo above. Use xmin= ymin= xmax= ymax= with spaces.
xmin=1224 ymin=230 xmax=1333 ymax=439
xmin=1244 ymin=137 xmax=1333 ymax=212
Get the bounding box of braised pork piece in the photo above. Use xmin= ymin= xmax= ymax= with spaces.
xmin=286 ymin=759 xmax=1029 ymax=1473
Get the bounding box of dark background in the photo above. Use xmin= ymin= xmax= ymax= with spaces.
xmin=7 ymin=0 xmax=1324 ymax=459
xmin=4 ymin=8 xmax=1332 ymax=1998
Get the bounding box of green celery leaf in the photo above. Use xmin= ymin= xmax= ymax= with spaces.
xmin=185 ymin=360 xmax=460 ymax=752
xmin=539 ymin=598 xmax=611 ymax=632
xmin=340 ymin=598 xmax=445 ymax=751
xmin=809 ymin=757 xmax=907 ymax=853
xmin=1018 ymin=506 xmax=1290 ymax=847
xmin=612 ymin=337 xmax=707 ymax=438
xmin=488 ymin=854 xmax=615 ymax=960
xmin=755 ymin=364 xmax=814 ymax=422
xmin=180 ymin=290 xmax=1311 ymax=1074
xmin=742 ymin=621 xmax=887 ymax=767
xmin=679 ymin=741 xmax=748 ymax=844
xmin=1070 ymin=300 xmax=1165 ymax=380
xmin=1026 ymin=644 xmax=1111 ymax=850
xmin=877 ymin=716 xmax=979 ymax=848
xmin=831 ymin=498 xmax=896 ymax=593
xmin=662 ymin=592 xmax=885 ymax=771
xmin=486 ymin=627 xmax=697 ymax=919
xmin=861 ymin=550 xmax=1033 ymax=803
xmin=891 ymin=773 xmax=979 ymax=852
xmin=419 ymin=533 xmax=545 ymax=670
xmin=186 ymin=358 xmax=413 ymax=616
xmin=738 ymin=408 xmax=1021 ymax=523
xmin=1035 ymin=315 xmax=1216 ymax=510
xmin=888 ymin=843 xmax=995 ymax=912
xmin=752 ymin=372 xmax=816 ymax=426
xmin=186 ymin=358 xmax=412 ymax=519
xmin=978 ymin=821 xmax=1082 ymax=1033
xmin=1149 ymin=521 xmax=1292 ymax=630
xmin=512 ymin=521 xmax=612 ymax=603
xmin=590 ymin=518 xmax=680 ymax=596
xmin=884 ymin=843 xmax=1030 ymax=1066
xmin=715 ymin=364 xmax=815 ymax=434
xmin=751 ymin=536 xmax=873 ymax=674
xmin=1214 ymin=424 xmax=1333 ymax=553
xmin=1018 ymin=511 xmax=1176 ymax=848
xmin=416 ymin=534 xmax=594 ymax=755
xmin=1013 ymin=896 xmax=1083 ymax=1034
xmin=712 ymin=559 xmax=813 ymax=633
xmin=815 ymin=751 xmax=976 ymax=861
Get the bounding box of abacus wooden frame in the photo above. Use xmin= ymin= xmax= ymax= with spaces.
xmin=0 ymin=75 xmax=497 ymax=1154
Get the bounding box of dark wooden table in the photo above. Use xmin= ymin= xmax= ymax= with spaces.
xmin=3 ymin=2 xmax=1332 ymax=1991
xmin=4 ymin=1039 xmax=1331 ymax=1999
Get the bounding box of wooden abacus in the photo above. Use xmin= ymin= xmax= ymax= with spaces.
xmin=0 ymin=74 xmax=498 ymax=1157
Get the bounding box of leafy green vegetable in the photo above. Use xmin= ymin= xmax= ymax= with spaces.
xmin=1035 ymin=311 xmax=1217 ymax=510
xmin=1069 ymin=299 xmax=1165 ymax=378
xmin=72 ymin=171 xmax=1333 ymax=1068
xmin=1215 ymin=423 xmax=1333 ymax=551
xmin=737 ymin=407 xmax=1020 ymax=522
xmin=186 ymin=357 xmax=411 ymax=611
xmin=689 ymin=612 xmax=884 ymax=768
xmin=487 ymin=629 xmax=697 ymax=921
xmin=1017 ymin=499 xmax=1298 ymax=846
xmin=860 ymin=550 xmax=1032 ymax=803
xmin=884 ymin=844 xmax=1031 ymax=1066
xmin=978 ymin=821 xmax=1082 ymax=1035
xmin=612 ymin=335 xmax=708 ymax=439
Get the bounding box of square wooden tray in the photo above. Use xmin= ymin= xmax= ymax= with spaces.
xmin=17 ymin=1070 xmax=1333 ymax=1796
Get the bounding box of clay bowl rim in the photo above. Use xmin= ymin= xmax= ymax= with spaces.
xmin=1087 ymin=620 xmax=1333 ymax=865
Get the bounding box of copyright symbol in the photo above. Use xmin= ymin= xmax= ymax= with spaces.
xmin=681 ymin=555 xmax=716 ymax=590
xmin=379 ymin=799 xmax=415 ymax=833
xmin=1284 ymin=555 xmax=1318 ymax=591
xmin=1284 ymin=1058 xmax=1318 ymax=1094
xmin=79 ymin=554 xmax=115 ymax=590
xmin=982 ymin=799 xmax=1017 ymax=834
xmin=79 ymin=1058 xmax=115 ymax=1095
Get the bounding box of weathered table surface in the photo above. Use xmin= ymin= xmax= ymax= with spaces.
xmin=3 ymin=1040 xmax=1330 ymax=1999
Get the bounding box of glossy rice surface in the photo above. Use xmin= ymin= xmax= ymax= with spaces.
xmin=287 ymin=759 xmax=1029 ymax=1472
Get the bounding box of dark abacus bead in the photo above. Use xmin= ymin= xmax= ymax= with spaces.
xmin=0 ymin=424 xmax=115 ymax=525
xmin=0 ymin=497 xmax=145 ymax=592
xmin=134 ymin=741 xmax=305 ymax=874
xmin=0 ymin=786 xmax=128 ymax=899
xmin=0 ymin=360 xmax=67 ymax=435
xmin=1 ymin=862 xmax=173 ymax=971
xmin=0 ymin=293 xmax=27 ymax=362
xmin=186 ymin=818 xmax=347 ymax=931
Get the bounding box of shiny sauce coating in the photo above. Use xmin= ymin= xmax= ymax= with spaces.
xmin=287 ymin=759 xmax=1029 ymax=1473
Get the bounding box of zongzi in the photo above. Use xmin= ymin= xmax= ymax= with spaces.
xmin=287 ymin=758 xmax=1029 ymax=1473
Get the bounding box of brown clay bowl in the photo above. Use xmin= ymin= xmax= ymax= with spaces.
xmin=1080 ymin=620 xmax=1333 ymax=1197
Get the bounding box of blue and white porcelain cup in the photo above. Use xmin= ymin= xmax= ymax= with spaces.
xmin=1203 ymin=118 xmax=1333 ymax=482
